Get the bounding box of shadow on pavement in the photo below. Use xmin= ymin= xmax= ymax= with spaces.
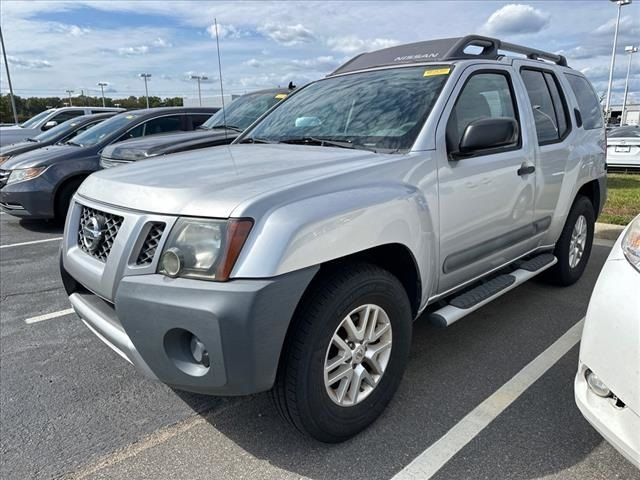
xmin=18 ymin=218 xmax=64 ymax=234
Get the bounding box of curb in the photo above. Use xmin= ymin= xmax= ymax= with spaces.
xmin=595 ymin=222 xmax=625 ymax=241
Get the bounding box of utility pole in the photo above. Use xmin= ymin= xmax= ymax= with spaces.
xmin=190 ymin=75 xmax=208 ymax=106
xmin=97 ymin=82 xmax=108 ymax=107
xmin=605 ymin=0 xmax=632 ymax=122
xmin=65 ymin=89 xmax=74 ymax=106
xmin=621 ymin=45 xmax=638 ymax=125
xmin=0 ymin=26 xmax=19 ymax=124
xmin=139 ymin=73 xmax=151 ymax=108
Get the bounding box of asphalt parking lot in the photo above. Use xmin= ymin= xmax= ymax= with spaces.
xmin=1 ymin=211 xmax=638 ymax=480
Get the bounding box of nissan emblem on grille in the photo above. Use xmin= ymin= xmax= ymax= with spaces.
xmin=80 ymin=215 xmax=106 ymax=252
xmin=77 ymin=206 xmax=124 ymax=262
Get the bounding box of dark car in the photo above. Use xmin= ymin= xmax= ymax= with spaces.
xmin=0 ymin=107 xmax=217 ymax=220
xmin=100 ymin=88 xmax=291 ymax=168
xmin=0 ymin=113 xmax=116 ymax=165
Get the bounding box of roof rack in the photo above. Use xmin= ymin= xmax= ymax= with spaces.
xmin=329 ymin=35 xmax=568 ymax=76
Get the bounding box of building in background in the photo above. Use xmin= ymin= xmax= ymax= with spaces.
xmin=610 ymin=103 xmax=640 ymax=125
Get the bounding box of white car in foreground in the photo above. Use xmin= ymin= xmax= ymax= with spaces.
xmin=575 ymin=214 xmax=640 ymax=469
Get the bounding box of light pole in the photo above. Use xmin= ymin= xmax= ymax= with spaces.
xmin=97 ymin=82 xmax=108 ymax=107
xmin=605 ymin=0 xmax=632 ymax=122
xmin=139 ymin=73 xmax=152 ymax=108
xmin=0 ymin=26 xmax=18 ymax=124
xmin=190 ymin=75 xmax=208 ymax=106
xmin=65 ymin=89 xmax=74 ymax=106
xmin=621 ymin=46 xmax=638 ymax=125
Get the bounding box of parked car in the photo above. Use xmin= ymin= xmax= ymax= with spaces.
xmin=100 ymin=88 xmax=292 ymax=169
xmin=0 ymin=107 xmax=217 ymax=220
xmin=0 ymin=106 xmax=124 ymax=147
xmin=0 ymin=113 xmax=117 ymax=165
xmin=575 ymin=214 xmax=640 ymax=469
xmin=60 ymin=35 xmax=606 ymax=442
xmin=607 ymin=125 xmax=640 ymax=169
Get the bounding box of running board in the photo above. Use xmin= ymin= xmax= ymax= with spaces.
xmin=430 ymin=253 xmax=557 ymax=327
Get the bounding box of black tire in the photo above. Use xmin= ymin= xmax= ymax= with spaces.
xmin=546 ymin=195 xmax=595 ymax=286
xmin=54 ymin=178 xmax=84 ymax=223
xmin=272 ymin=263 xmax=412 ymax=443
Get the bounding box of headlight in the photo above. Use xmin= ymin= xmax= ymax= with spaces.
xmin=0 ymin=155 xmax=11 ymax=165
xmin=621 ymin=214 xmax=640 ymax=272
xmin=7 ymin=166 xmax=46 ymax=185
xmin=158 ymin=217 xmax=253 ymax=281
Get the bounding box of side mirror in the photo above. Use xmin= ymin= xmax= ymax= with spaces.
xmin=42 ymin=120 xmax=58 ymax=131
xmin=457 ymin=117 xmax=518 ymax=156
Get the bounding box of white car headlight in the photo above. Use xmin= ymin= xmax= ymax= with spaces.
xmin=7 ymin=166 xmax=46 ymax=185
xmin=158 ymin=217 xmax=253 ymax=281
xmin=621 ymin=215 xmax=640 ymax=272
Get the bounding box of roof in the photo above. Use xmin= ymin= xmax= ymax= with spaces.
xmin=329 ymin=35 xmax=568 ymax=76
xmin=124 ymin=106 xmax=219 ymax=116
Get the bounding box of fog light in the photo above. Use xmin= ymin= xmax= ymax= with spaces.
xmin=189 ymin=334 xmax=210 ymax=368
xmin=160 ymin=248 xmax=182 ymax=277
xmin=586 ymin=369 xmax=611 ymax=397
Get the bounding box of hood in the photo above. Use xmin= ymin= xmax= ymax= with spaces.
xmin=102 ymin=129 xmax=235 ymax=161
xmin=1 ymin=144 xmax=83 ymax=169
xmin=80 ymin=144 xmax=386 ymax=218
xmin=0 ymin=140 xmax=41 ymax=158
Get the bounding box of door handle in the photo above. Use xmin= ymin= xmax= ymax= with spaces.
xmin=517 ymin=165 xmax=535 ymax=176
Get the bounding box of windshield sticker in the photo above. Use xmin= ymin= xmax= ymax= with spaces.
xmin=423 ymin=67 xmax=451 ymax=77
xmin=275 ymin=93 xmax=288 ymax=99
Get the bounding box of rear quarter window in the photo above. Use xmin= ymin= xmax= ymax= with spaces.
xmin=564 ymin=74 xmax=603 ymax=130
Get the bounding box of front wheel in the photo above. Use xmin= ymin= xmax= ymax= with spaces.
xmin=272 ymin=263 xmax=412 ymax=442
xmin=546 ymin=195 xmax=595 ymax=286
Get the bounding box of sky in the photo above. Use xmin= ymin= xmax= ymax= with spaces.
xmin=0 ymin=0 xmax=638 ymax=104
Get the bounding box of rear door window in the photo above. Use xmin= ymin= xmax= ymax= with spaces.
xmin=565 ymin=74 xmax=603 ymax=130
xmin=520 ymin=69 xmax=569 ymax=144
xmin=49 ymin=110 xmax=85 ymax=125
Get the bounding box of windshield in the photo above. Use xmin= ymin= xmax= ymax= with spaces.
xmin=245 ymin=66 xmax=451 ymax=152
xmin=20 ymin=109 xmax=55 ymax=128
xmin=71 ymin=113 xmax=139 ymax=147
xmin=32 ymin=118 xmax=84 ymax=143
xmin=610 ymin=126 xmax=640 ymax=138
xmin=202 ymin=92 xmax=286 ymax=131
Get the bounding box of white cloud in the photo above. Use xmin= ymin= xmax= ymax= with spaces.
xmin=152 ymin=37 xmax=172 ymax=48
xmin=245 ymin=58 xmax=262 ymax=68
xmin=258 ymin=23 xmax=315 ymax=46
xmin=6 ymin=56 xmax=52 ymax=69
xmin=206 ymin=23 xmax=245 ymax=40
xmin=51 ymin=23 xmax=90 ymax=37
xmin=594 ymin=15 xmax=639 ymax=37
xmin=327 ymin=36 xmax=399 ymax=54
xmin=482 ymin=4 xmax=550 ymax=35
xmin=117 ymin=45 xmax=150 ymax=56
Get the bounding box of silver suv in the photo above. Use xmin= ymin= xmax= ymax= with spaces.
xmin=60 ymin=36 xmax=606 ymax=442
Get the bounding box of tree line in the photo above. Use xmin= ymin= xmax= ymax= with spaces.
xmin=0 ymin=94 xmax=185 ymax=123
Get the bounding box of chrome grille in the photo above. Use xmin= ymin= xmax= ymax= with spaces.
xmin=0 ymin=169 xmax=9 ymax=188
xmin=78 ymin=206 xmax=123 ymax=262
xmin=136 ymin=222 xmax=165 ymax=265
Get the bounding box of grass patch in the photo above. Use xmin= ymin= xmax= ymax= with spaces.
xmin=600 ymin=173 xmax=640 ymax=225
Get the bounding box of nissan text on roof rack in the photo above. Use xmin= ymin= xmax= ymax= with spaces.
xmin=59 ymin=35 xmax=606 ymax=442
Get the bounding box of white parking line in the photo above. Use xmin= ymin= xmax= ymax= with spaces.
xmin=392 ymin=319 xmax=584 ymax=480
xmin=25 ymin=308 xmax=75 ymax=324
xmin=0 ymin=237 xmax=63 ymax=249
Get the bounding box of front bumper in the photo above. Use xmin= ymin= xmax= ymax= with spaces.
xmin=61 ymin=256 xmax=318 ymax=395
xmin=0 ymin=175 xmax=55 ymax=218
xmin=575 ymin=364 xmax=640 ymax=469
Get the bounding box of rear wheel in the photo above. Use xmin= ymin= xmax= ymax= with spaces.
xmin=272 ymin=263 xmax=412 ymax=442
xmin=546 ymin=195 xmax=595 ymax=286
xmin=54 ymin=177 xmax=84 ymax=223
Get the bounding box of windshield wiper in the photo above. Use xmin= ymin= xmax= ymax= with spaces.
xmin=208 ymin=124 xmax=243 ymax=133
xmin=66 ymin=141 xmax=82 ymax=147
xmin=239 ymin=137 xmax=273 ymax=144
xmin=278 ymin=136 xmax=377 ymax=153
xmin=26 ymin=138 xmax=39 ymax=143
